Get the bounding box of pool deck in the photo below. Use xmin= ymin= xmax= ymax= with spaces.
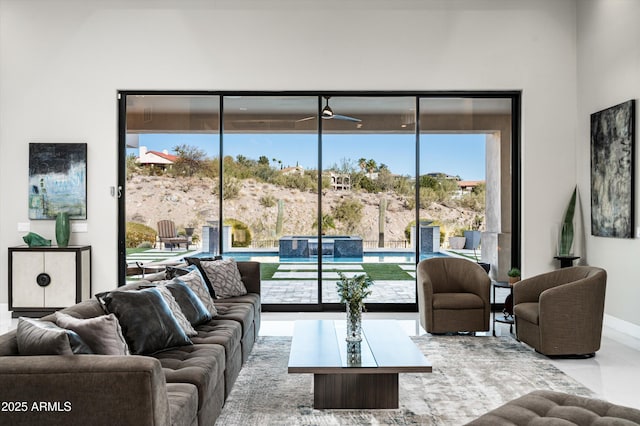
xmin=124 ymin=247 xmax=506 ymax=305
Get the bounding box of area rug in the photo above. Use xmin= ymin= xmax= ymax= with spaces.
xmin=215 ymin=335 xmax=593 ymax=425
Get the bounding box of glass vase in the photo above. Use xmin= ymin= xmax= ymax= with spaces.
xmin=345 ymin=301 xmax=363 ymax=342
xmin=55 ymin=212 xmax=70 ymax=247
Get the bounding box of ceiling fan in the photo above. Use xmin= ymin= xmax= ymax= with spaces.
xmin=296 ymin=96 xmax=362 ymax=123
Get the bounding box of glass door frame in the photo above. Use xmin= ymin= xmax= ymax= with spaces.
xmin=118 ymin=90 xmax=521 ymax=313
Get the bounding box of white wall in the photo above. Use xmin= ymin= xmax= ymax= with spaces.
xmin=0 ymin=1 xmax=578 ymax=300
xmin=577 ymin=0 xmax=640 ymax=328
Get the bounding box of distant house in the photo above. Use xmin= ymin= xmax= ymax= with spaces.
xmin=136 ymin=146 xmax=178 ymax=170
xmin=328 ymin=172 xmax=351 ymax=191
xmin=457 ymin=180 xmax=484 ymax=196
xmin=280 ymin=165 xmax=305 ymax=176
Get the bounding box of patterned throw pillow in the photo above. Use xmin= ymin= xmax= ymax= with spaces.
xmin=155 ymin=285 xmax=198 ymax=337
xmin=176 ymin=269 xmax=218 ymax=317
xmin=199 ymin=258 xmax=247 ymax=299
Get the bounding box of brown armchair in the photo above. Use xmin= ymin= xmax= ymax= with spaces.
xmin=513 ymin=266 xmax=606 ymax=357
xmin=417 ymin=257 xmax=491 ymax=334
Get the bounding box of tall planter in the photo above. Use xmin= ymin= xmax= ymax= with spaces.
xmin=463 ymin=230 xmax=481 ymax=249
xmin=55 ymin=212 xmax=70 ymax=247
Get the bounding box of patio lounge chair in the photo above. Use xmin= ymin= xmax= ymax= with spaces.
xmin=157 ymin=220 xmax=189 ymax=250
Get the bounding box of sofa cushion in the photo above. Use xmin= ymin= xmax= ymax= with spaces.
xmin=213 ymin=302 xmax=254 ymax=337
xmin=96 ymin=287 xmax=193 ymax=355
xmin=192 ymin=319 xmax=242 ymax=361
xmin=152 ymin=343 xmax=226 ymax=419
xmin=17 ymin=317 xmax=93 ymax=355
xmin=199 ymin=259 xmax=247 ymax=299
xmin=166 ymin=383 xmax=199 ymax=426
xmin=55 ymin=312 xmax=130 ymax=355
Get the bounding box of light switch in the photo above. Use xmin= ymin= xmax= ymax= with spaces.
xmin=71 ymin=222 xmax=88 ymax=233
xmin=17 ymin=222 xmax=30 ymax=232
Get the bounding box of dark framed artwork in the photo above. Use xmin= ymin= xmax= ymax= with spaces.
xmin=590 ymin=100 xmax=635 ymax=238
xmin=28 ymin=143 xmax=87 ymax=220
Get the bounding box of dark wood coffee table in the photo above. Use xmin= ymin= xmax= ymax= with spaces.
xmin=288 ymin=320 xmax=432 ymax=409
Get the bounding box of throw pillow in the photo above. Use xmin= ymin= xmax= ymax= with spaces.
xmin=96 ymin=287 xmax=192 ymax=355
xmin=165 ymin=263 xmax=198 ymax=279
xmin=163 ymin=280 xmax=212 ymax=326
xmin=175 ymin=269 xmax=218 ymax=317
xmin=55 ymin=312 xmax=130 ymax=355
xmin=155 ymin=286 xmax=198 ymax=337
xmin=199 ymin=258 xmax=247 ymax=299
xmin=17 ymin=317 xmax=93 ymax=356
xmin=184 ymin=256 xmax=220 ymax=298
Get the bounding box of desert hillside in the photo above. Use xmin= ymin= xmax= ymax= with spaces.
xmin=126 ymin=175 xmax=480 ymax=245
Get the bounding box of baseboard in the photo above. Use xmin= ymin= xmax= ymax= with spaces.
xmin=603 ymin=314 xmax=640 ymax=341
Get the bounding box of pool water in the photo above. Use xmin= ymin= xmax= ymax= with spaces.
xmin=196 ymin=251 xmax=450 ymax=264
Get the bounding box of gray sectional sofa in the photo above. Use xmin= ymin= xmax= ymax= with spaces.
xmin=0 ymin=260 xmax=261 ymax=426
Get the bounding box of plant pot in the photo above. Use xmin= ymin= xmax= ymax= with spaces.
xmin=463 ymin=230 xmax=481 ymax=249
xmin=509 ymin=276 xmax=521 ymax=285
xmin=448 ymin=236 xmax=466 ymax=250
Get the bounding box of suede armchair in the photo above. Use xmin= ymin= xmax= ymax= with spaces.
xmin=417 ymin=257 xmax=491 ymax=334
xmin=513 ymin=266 xmax=606 ymax=357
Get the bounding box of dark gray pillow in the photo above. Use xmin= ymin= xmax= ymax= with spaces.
xmin=96 ymin=287 xmax=192 ymax=355
xmin=17 ymin=317 xmax=93 ymax=355
xmin=55 ymin=312 xmax=130 ymax=355
xmin=164 ymin=280 xmax=212 ymax=326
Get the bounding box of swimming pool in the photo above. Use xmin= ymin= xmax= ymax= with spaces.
xmin=195 ymin=251 xmax=451 ymax=263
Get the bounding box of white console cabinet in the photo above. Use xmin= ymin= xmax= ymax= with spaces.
xmin=9 ymin=245 xmax=91 ymax=318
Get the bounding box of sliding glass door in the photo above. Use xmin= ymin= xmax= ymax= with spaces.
xmin=222 ymin=96 xmax=320 ymax=305
xmin=320 ymin=96 xmax=417 ymax=307
xmin=119 ymin=91 xmax=519 ymax=312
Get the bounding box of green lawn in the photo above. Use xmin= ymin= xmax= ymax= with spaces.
xmin=259 ymin=262 xmax=413 ymax=280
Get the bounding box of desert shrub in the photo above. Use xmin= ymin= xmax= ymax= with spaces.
xmin=332 ymin=198 xmax=363 ymax=233
xmin=137 ymin=241 xmax=153 ymax=249
xmin=259 ymin=194 xmax=277 ymax=207
xmin=222 ymin=176 xmax=241 ymax=199
xmin=270 ymin=172 xmax=317 ymax=192
xmin=224 ymin=218 xmax=252 ymax=247
xmin=126 ymin=222 xmax=157 ymax=248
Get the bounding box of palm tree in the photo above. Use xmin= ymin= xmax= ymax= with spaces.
xmin=366 ymin=159 xmax=377 ymax=174
xmin=358 ymin=158 xmax=367 ymax=172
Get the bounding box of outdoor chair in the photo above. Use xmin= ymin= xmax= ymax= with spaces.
xmin=417 ymin=257 xmax=491 ymax=334
xmin=513 ymin=266 xmax=606 ymax=357
xmin=157 ymin=220 xmax=189 ymax=251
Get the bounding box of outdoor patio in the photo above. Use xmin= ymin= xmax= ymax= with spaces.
xmin=125 ymin=247 xmax=509 ymax=306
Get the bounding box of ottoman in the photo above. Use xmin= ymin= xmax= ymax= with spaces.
xmin=467 ymin=390 xmax=640 ymax=425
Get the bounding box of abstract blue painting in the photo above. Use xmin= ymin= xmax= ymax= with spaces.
xmin=29 ymin=143 xmax=87 ymax=220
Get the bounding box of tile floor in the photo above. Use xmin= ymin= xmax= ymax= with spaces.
xmin=2 ymin=305 xmax=639 ymax=411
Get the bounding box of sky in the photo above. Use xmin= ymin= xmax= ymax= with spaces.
xmin=130 ymin=132 xmax=486 ymax=181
